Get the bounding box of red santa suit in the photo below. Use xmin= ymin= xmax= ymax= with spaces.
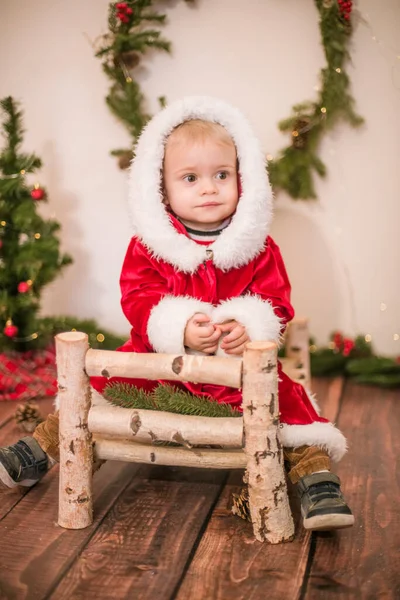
xmin=91 ymin=96 xmax=347 ymax=462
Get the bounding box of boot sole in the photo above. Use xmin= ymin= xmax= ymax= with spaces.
xmin=303 ymin=512 xmax=355 ymax=531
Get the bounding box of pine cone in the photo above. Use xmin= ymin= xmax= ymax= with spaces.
xmin=15 ymin=402 xmax=43 ymax=433
xmin=117 ymin=150 xmax=134 ymax=170
xmin=231 ymin=485 xmax=252 ymax=522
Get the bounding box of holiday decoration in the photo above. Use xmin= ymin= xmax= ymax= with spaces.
xmin=95 ymin=1 xmax=362 ymax=199
xmin=307 ymin=331 xmax=400 ymax=387
xmin=94 ymin=0 xmax=193 ymax=168
xmin=14 ymin=401 xmax=43 ymax=433
xmin=17 ymin=281 xmax=31 ymax=293
xmin=3 ymin=321 xmax=18 ymax=338
xmin=268 ymin=0 xmax=363 ymax=198
xmin=0 ymin=97 xmax=73 ymax=352
xmin=30 ymin=186 xmax=45 ymax=201
xmin=104 ymin=382 xmax=241 ymax=417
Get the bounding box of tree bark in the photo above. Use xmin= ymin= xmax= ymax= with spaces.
xmin=85 ymin=349 xmax=241 ymax=388
xmin=88 ymin=405 xmax=243 ymax=448
xmin=56 ymin=332 xmax=93 ymax=529
xmin=241 ymin=341 xmax=294 ymax=543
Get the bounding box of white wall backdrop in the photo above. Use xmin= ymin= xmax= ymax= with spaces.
xmin=0 ymin=0 xmax=399 ymax=354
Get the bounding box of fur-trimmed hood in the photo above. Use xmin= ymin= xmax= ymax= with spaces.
xmin=128 ymin=96 xmax=273 ymax=273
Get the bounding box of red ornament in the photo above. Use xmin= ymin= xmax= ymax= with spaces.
xmin=18 ymin=281 xmax=30 ymax=293
xmin=3 ymin=322 xmax=18 ymax=337
xmin=31 ymin=187 xmax=45 ymax=201
xmin=116 ymin=2 xmax=127 ymax=8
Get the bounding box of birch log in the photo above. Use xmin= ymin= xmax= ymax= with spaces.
xmin=241 ymin=341 xmax=294 ymax=543
xmin=94 ymin=438 xmax=246 ymax=469
xmin=56 ymin=332 xmax=93 ymax=529
xmin=285 ymin=318 xmax=311 ymax=389
xmin=88 ymin=405 xmax=243 ymax=448
xmin=85 ymin=349 xmax=241 ymax=388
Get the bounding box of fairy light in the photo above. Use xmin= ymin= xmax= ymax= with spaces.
xmin=292 ymin=130 xmax=299 ymax=137
xmin=34 ymin=233 xmax=41 ymax=239
xmin=365 ymin=334 xmax=372 ymax=343
xmin=309 ymin=344 xmax=317 ymax=353
xmin=126 ymin=77 xmax=132 ymax=83
xmin=380 ymin=303 xmax=387 ymax=312
xmin=266 ymin=154 xmax=274 ymax=161
xmin=335 ymin=67 xmax=342 ymax=73
xmin=394 ymin=334 xmax=399 ymax=341
xmin=20 ymin=169 xmax=25 ymax=175
xmin=1 ymin=221 xmax=6 ymax=227
xmin=320 ymin=107 xmax=327 ymax=114
xmin=96 ymin=333 xmax=105 ymax=342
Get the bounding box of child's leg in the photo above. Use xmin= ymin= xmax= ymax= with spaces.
xmin=284 ymin=445 xmax=354 ymax=531
xmin=0 ymin=412 xmax=59 ymax=489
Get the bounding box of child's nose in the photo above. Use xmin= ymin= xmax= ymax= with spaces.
xmin=200 ymin=178 xmax=217 ymax=195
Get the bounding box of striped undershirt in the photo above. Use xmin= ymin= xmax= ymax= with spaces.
xmin=180 ymin=217 xmax=231 ymax=242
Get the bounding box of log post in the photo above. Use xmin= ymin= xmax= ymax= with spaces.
xmin=241 ymin=341 xmax=294 ymax=543
xmin=56 ymin=332 xmax=93 ymax=529
xmin=285 ymin=318 xmax=311 ymax=389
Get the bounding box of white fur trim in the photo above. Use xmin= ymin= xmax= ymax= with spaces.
xmin=305 ymin=389 xmax=321 ymax=416
xmin=279 ymin=422 xmax=347 ymax=462
xmin=129 ymin=96 xmax=273 ymax=273
xmin=212 ymin=295 xmax=282 ymax=357
xmin=147 ymin=295 xmax=214 ymax=354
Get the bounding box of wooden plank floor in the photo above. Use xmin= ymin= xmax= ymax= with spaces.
xmin=0 ymin=379 xmax=399 ymax=600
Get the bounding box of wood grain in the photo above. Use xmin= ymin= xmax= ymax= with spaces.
xmin=304 ymin=383 xmax=400 ymax=599
xmin=175 ymin=377 xmax=345 ymax=599
xmin=48 ymin=467 xmax=227 ymax=600
xmin=0 ymin=460 xmax=140 ymax=600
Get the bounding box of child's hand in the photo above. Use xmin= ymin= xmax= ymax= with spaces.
xmin=218 ymin=320 xmax=250 ymax=356
xmin=184 ymin=313 xmax=222 ymax=354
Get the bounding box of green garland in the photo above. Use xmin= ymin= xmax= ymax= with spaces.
xmin=94 ymin=0 xmax=192 ymax=169
xmin=268 ymin=0 xmax=364 ymax=199
xmin=96 ymin=1 xmax=363 ymax=198
xmin=307 ymin=331 xmax=400 ymax=388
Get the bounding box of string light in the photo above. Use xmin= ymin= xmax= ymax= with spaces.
xmin=34 ymin=233 xmax=41 ymax=239
xmin=292 ymin=130 xmax=299 ymax=137
xmin=309 ymin=344 xmax=317 ymax=353
xmin=96 ymin=333 xmax=105 ymax=342
xmin=266 ymin=154 xmax=274 ymax=161
xmin=320 ymin=107 xmax=327 ymax=114
xmin=126 ymin=77 xmax=132 ymax=83
xmin=335 ymin=67 xmax=342 ymax=73
xmin=365 ymin=334 xmax=372 ymax=343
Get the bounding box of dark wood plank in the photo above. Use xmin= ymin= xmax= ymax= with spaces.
xmin=304 ymin=383 xmax=400 ymax=599
xmin=175 ymin=378 xmax=345 ymax=600
xmin=0 ymin=460 xmax=141 ymax=600
xmin=0 ymin=398 xmax=56 ymax=519
xmin=48 ymin=467 xmax=227 ymax=600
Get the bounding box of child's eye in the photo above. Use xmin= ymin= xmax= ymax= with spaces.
xmin=216 ymin=171 xmax=228 ymax=180
xmin=183 ymin=174 xmax=196 ymax=183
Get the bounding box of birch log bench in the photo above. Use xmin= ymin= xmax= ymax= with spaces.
xmin=56 ymin=319 xmax=310 ymax=545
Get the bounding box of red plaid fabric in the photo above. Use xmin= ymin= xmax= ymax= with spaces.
xmin=0 ymin=346 xmax=57 ymax=402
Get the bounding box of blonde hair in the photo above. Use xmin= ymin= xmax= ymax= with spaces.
xmin=166 ymin=119 xmax=235 ymax=148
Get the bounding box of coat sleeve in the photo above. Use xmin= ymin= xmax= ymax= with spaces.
xmin=212 ymin=236 xmax=294 ymax=344
xmin=120 ymin=238 xmax=213 ymax=353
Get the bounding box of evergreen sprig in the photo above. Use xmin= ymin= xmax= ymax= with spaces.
xmin=104 ymin=382 xmax=242 ymax=417
xmin=95 ymin=0 xmax=192 ymax=168
xmin=268 ymin=0 xmax=364 ymax=199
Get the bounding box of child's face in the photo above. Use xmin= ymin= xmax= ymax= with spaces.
xmin=163 ymin=135 xmax=238 ymax=231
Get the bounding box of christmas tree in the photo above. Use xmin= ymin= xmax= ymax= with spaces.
xmin=0 ymin=96 xmax=72 ymax=352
